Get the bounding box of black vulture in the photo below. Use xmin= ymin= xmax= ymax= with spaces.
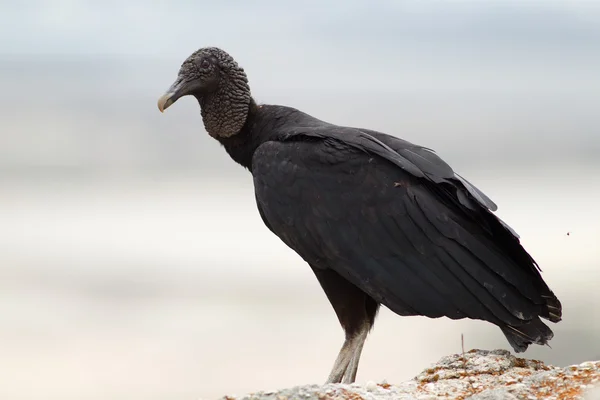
xmin=157 ymin=47 xmax=562 ymax=384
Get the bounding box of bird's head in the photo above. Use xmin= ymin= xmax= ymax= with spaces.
xmin=157 ymin=47 xmax=250 ymax=113
xmin=158 ymin=47 xmax=253 ymax=139
xmin=157 ymin=47 xmax=252 ymax=138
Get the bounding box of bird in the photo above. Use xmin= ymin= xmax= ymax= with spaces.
xmin=157 ymin=46 xmax=562 ymax=384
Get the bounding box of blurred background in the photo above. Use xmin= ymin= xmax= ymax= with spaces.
xmin=1 ymin=1 xmax=599 ymax=399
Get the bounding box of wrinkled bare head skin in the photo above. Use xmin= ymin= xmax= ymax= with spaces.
xmin=158 ymin=47 xmax=252 ymax=138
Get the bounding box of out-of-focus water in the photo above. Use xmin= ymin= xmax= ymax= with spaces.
xmin=1 ymin=166 xmax=599 ymax=400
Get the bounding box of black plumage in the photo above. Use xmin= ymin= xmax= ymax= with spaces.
xmin=157 ymin=47 xmax=562 ymax=384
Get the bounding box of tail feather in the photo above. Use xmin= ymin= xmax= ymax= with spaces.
xmin=500 ymin=318 xmax=555 ymax=353
xmin=540 ymin=293 xmax=563 ymax=323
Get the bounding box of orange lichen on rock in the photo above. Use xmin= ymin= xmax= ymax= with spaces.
xmin=217 ymin=350 xmax=599 ymax=400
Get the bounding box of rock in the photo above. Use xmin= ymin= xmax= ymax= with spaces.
xmin=467 ymin=388 xmax=518 ymax=400
xmin=216 ymin=349 xmax=600 ymax=400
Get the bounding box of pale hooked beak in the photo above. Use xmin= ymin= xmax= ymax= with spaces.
xmin=157 ymin=78 xmax=185 ymax=113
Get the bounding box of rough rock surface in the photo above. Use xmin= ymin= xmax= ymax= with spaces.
xmin=216 ymin=349 xmax=600 ymax=400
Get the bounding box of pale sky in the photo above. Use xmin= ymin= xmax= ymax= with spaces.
xmin=1 ymin=0 xmax=599 ymax=172
xmin=2 ymin=0 xmax=599 ymax=56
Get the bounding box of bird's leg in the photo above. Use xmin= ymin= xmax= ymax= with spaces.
xmin=341 ymin=323 xmax=369 ymax=384
xmin=310 ymin=266 xmax=379 ymax=385
xmin=325 ymin=333 xmax=360 ymax=384
xmin=326 ymin=321 xmax=370 ymax=384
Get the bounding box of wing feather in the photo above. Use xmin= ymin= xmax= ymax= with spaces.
xmin=252 ymin=137 xmax=557 ymax=329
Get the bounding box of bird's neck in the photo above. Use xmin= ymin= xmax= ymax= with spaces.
xmin=212 ymin=98 xmax=265 ymax=171
xmin=198 ymin=80 xmax=251 ymax=139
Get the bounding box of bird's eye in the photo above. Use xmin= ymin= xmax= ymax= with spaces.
xmin=200 ymin=59 xmax=210 ymax=69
